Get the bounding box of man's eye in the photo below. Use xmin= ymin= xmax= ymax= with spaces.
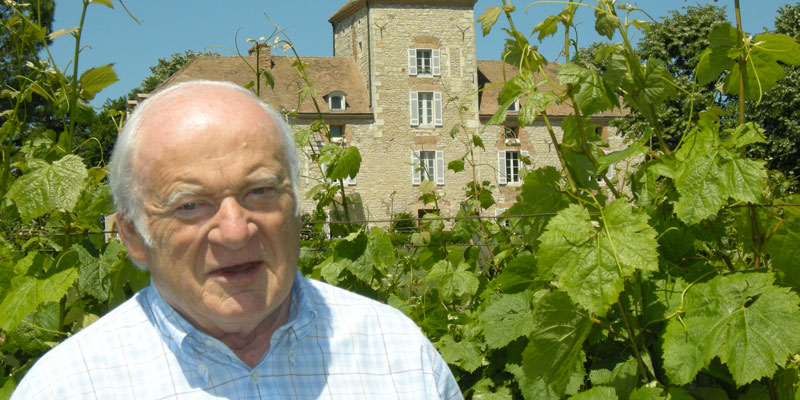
xmin=251 ymin=187 xmax=273 ymax=195
xmin=181 ymin=203 xmax=197 ymax=211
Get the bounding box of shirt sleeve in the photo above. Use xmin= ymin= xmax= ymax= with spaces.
xmin=424 ymin=338 xmax=464 ymax=400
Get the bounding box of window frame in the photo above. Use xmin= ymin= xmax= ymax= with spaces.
xmin=329 ymin=125 xmax=344 ymax=143
xmin=412 ymin=150 xmax=445 ymax=186
xmin=327 ymin=91 xmax=346 ymax=111
xmin=409 ymin=91 xmax=443 ymax=127
xmin=408 ymin=48 xmax=441 ymax=76
xmin=498 ymin=149 xmax=530 ymax=185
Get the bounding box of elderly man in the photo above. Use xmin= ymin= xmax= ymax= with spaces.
xmin=12 ymin=81 xmax=462 ymax=399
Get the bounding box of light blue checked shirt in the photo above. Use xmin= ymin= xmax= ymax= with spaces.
xmin=12 ymin=271 xmax=462 ymax=399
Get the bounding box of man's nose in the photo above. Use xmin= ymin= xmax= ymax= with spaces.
xmin=208 ymin=198 xmax=257 ymax=249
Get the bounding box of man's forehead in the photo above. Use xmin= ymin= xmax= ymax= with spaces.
xmin=131 ymin=85 xmax=283 ymax=170
xmin=138 ymin=87 xmax=275 ymax=144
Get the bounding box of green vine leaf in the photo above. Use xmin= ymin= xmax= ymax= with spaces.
xmin=507 ymin=167 xmax=571 ymax=246
xmin=571 ymin=386 xmax=618 ymax=400
xmin=558 ymin=64 xmax=617 ymax=115
xmin=437 ymin=334 xmax=484 ymax=373
xmin=75 ymin=241 xmax=124 ymax=302
xmin=79 ymin=64 xmax=118 ymax=100
xmin=439 ymin=264 xmax=479 ymax=301
xmin=0 ymin=267 xmax=79 ymax=332
xmin=697 ymin=23 xmax=738 ymax=85
xmin=537 ymin=200 xmax=659 ymax=316
xmin=766 ymin=215 xmax=800 ymax=287
xmin=522 ymin=291 xmax=592 ymax=396
xmin=471 ymin=378 xmax=513 ymax=399
xmin=593 ymin=5 xmax=619 ymax=40
xmin=6 ymin=154 xmax=89 ymax=222
xmin=479 ymin=290 xmax=535 ymax=349
xmin=477 ymin=6 xmax=502 ymax=36
xmin=724 ymin=33 xmax=800 ymax=100
xmin=663 ymin=272 xmax=800 ymax=386
xmin=589 ymin=358 xmax=638 ymax=399
xmin=533 ymin=15 xmax=560 ymax=41
xmin=673 ymin=114 xmax=767 ymax=225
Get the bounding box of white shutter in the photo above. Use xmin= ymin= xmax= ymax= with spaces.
xmin=498 ymin=151 xmax=507 ymax=185
xmin=412 ymin=151 xmax=421 ymax=185
xmin=433 ymin=92 xmax=443 ymax=126
xmin=409 ymin=91 xmax=419 ymax=126
xmin=408 ymin=49 xmax=417 ymax=76
xmin=604 ymin=149 xmax=615 ymax=182
xmin=432 ymin=49 xmax=441 ymax=76
xmin=521 ymin=150 xmax=530 ymax=171
xmin=435 ymin=150 xmax=445 ymax=185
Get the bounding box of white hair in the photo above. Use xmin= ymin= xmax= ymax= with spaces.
xmin=108 ymin=80 xmax=301 ymax=269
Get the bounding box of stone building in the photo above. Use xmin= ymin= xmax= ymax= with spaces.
xmin=158 ymin=0 xmax=627 ymax=224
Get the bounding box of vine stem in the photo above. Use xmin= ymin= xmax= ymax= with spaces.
xmin=540 ymin=112 xmax=579 ymax=193
xmin=616 ymin=300 xmax=650 ymax=383
xmin=566 ymin=92 xmax=623 ymax=199
xmin=732 ymin=0 xmax=764 ymax=269
xmin=64 ymin=0 xmax=90 ymax=154
xmin=734 ymin=0 xmax=746 ymax=126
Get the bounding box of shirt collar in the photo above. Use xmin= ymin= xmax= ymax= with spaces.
xmin=142 ymin=269 xmax=317 ymax=368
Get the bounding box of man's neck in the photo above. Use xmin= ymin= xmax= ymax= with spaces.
xmin=216 ymin=296 xmax=292 ymax=368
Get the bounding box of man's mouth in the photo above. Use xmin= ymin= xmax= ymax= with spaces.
xmin=211 ymin=262 xmax=261 ymax=280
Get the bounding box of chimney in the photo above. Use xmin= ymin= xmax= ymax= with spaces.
xmin=248 ymin=43 xmax=272 ymax=70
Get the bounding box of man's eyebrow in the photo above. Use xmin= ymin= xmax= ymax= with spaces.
xmin=162 ymin=186 xmax=205 ymax=208
xmin=244 ymin=171 xmax=283 ymax=186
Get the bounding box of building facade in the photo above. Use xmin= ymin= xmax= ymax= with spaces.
xmin=158 ymin=0 xmax=627 ymax=224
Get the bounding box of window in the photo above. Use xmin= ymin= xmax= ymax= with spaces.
xmin=596 ymin=149 xmax=615 ymax=185
xmin=412 ymin=150 xmax=444 ymax=185
xmin=328 ymin=91 xmax=346 ymax=111
xmin=408 ymin=48 xmax=441 ymax=76
xmin=418 ymin=92 xmax=433 ymax=125
xmin=507 ymin=99 xmax=520 ymax=113
xmin=498 ymin=150 xmax=529 ymax=185
xmin=416 ymin=50 xmax=431 ymax=74
xmin=329 ymin=125 xmax=344 ymax=143
xmin=409 ymin=91 xmax=443 ymax=126
xmin=504 ymin=126 xmax=520 ymax=145
xmin=495 ymin=207 xmax=510 ymax=227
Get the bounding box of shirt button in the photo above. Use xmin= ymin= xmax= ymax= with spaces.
xmin=251 ymin=370 xmax=260 ymax=382
xmin=198 ymin=363 xmax=206 ymax=374
xmin=204 ymin=340 xmax=214 ymax=347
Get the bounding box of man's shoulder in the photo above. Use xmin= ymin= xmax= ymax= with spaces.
xmin=301 ymin=276 xmax=421 ymax=333
xmin=11 ymin=288 xmax=159 ymax=398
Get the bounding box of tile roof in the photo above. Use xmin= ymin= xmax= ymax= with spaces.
xmin=477 ymin=60 xmax=627 ymax=118
xmin=157 ymin=54 xmax=371 ymax=116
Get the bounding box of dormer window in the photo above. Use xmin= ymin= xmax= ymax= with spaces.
xmin=328 ymin=91 xmax=346 ymax=111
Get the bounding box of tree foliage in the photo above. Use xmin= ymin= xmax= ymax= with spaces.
xmin=746 ymin=2 xmax=800 ymax=187
xmin=606 ymin=4 xmax=730 ymax=149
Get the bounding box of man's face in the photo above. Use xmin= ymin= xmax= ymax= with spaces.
xmin=122 ymin=86 xmax=300 ymax=336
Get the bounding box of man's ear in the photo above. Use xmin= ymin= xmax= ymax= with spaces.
xmin=116 ymin=215 xmax=148 ymax=265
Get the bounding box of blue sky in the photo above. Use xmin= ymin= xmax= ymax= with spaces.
xmin=45 ymin=0 xmax=792 ymax=107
